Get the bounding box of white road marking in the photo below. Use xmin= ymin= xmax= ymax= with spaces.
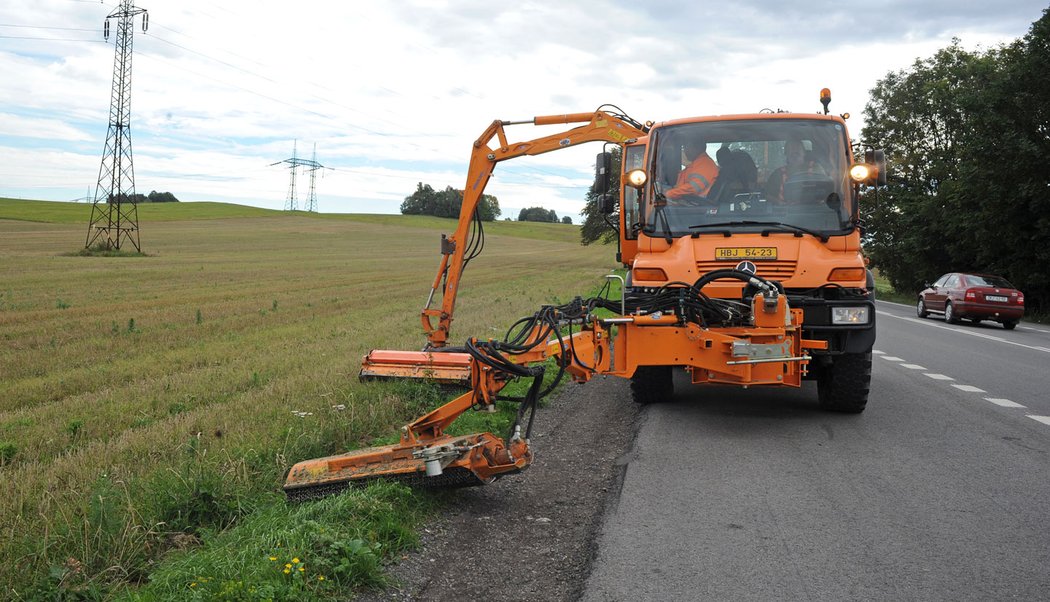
xmin=925 ymin=373 xmax=954 ymax=381
xmin=872 ymin=349 xmax=885 ymax=355
xmin=876 ymin=310 xmax=1050 ymax=354
xmin=880 ymin=356 xmax=904 ymax=362
xmin=1027 ymin=415 xmax=1050 ymax=426
xmin=900 ymin=364 xmax=926 ymax=370
xmin=985 ymin=398 xmax=1026 ymax=408
xmin=877 ymin=301 xmax=1050 ymax=333
xmin=952 ymin=384 xmax=986 ymax=393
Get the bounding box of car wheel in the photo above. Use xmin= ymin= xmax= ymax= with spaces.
xmin=916 ymin=298 xmax=928 ymax=318
xmin=944 ymin=301 xmax=960 ymax=324
xmin=1002 ymin=320 xmax=1018 ymax=330
xmin=817 ymin=352 xmax=871 ymax=414
xmin=630 ymin=366 xmax=674 ymax=404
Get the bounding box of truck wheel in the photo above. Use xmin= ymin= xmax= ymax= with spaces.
xmin=630 ymin=366 xmax=674 ymax=405
xmin=817 ymin=352 xmax=871 ymax=414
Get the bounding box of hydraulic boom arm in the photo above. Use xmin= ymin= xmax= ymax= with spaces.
xmin=421 ymin=110 xmax=648 ymax=348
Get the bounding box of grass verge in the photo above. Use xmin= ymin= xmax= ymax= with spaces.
xmin=0 ymin=205 xmax=618 ymax=599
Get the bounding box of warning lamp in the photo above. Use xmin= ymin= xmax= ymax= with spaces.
xmin=820 ymin=88 xmax=831 ymax=115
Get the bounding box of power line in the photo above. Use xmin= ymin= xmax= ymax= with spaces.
xmin=0 ymin=34 xmax=101 ymax=42
xmin=0 ymin=23 xmax=98 ymax=32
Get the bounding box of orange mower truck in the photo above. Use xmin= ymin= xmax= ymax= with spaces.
xmin=284 ymin=93 xmax=886 ymax=501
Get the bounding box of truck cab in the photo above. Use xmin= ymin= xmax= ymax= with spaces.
xmin=610 ymin=113 xmax=878 ymax=408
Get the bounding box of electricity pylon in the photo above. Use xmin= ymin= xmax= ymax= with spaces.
xmin=272 ymin=141 xmax=325 ymax=212
xmin=85 ymin=0 xmax=149 ymax=252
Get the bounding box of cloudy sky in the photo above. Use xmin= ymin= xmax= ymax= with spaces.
xmin=1 ymin=1 xmax=1046 ymax=222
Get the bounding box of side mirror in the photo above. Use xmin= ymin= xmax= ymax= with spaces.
xmin=598 ymin=193 xmax=617 ymax=214
xmin=594 ymin=152 xmax=612 ymax=197
xmin=863 ymin=149 xmax=888 ymax=186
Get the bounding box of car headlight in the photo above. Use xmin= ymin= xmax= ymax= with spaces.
xmin=831 ymin=306 xmax=870 ymax=324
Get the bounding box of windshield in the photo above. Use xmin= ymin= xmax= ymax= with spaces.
xmin=643 ymin=119 xmax=852 ymax=237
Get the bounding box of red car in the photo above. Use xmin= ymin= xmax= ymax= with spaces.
xmin=917 ymin=272 xmax=1024 ymax=329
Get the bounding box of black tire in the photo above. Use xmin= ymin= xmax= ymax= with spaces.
xmin=817 ymin=352 xmax=871 ymax=414
xmin=916 ymin=298 xmax=928 ymax=318
xmin=1002 ymin=320 xmax=1018 ymax=330
xmin=944 ymin=301 xmax=960 ymax=324
xmin=630 ymin=366 xmax=674 ymax=405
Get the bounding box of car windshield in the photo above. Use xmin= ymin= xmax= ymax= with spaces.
xmin=966 ymin=275 xmax=1014 ymax=288
xmin=643 ymin=119 xmax=852 ymax=238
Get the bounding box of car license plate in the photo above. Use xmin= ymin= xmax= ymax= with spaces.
xmin=715 ymin=247 xmax=777 ymax=260
xmin=986 ymin=295 xmax=1008 ymax=302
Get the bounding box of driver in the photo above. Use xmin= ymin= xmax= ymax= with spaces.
xmin=665 ymin=135 xmax=719 ymax=203
xmin=764 ymin=138 xmax=826 ymax=204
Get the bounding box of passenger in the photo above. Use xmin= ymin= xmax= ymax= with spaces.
xmin=665 ymin=135 xmax=719 ymax=203
xmin=764 ymin=138 xmax=825 ymax=204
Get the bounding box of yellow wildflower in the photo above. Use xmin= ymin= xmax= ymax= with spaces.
xmin=269 ymin=556 xmax=277 ymax=561
xmin=285 ymin=563 xmax=292 ymax=569
xmin=298 ymin=567 xmax=305 ymax=572
xmin=318 ymin=576 xmax=326 ymax=581
xmin=292 ymin=557 xmax=300 ymax=564
xmin=283 ymin=568 xmax=290 ymax=574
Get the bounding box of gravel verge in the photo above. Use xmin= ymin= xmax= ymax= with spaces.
xmin=357 ymin=375 xmax=640 ymax=601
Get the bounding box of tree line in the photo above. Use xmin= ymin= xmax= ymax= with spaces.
xmin=401 ymin=182 xmax=573 ymax=224
xmin=861 ymin=9 xmax=1049 ymax=312
xmin=517 ymin=206 xmax=572 ymax=224
xmin=400 ymin=183 xmax=501 ymax=221
xmin=106 ymin=191 xmax=180 ymax=203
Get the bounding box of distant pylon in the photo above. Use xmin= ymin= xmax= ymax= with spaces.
xmin=85 ymin=0 xmax=149 ymax=252
xmin=271 ymin=141 xmax=324 ymax=212
xmin=286 ymin=141 xmax=298 ymax=211
xmin=305 ymin=144 xmax=319 ymax=213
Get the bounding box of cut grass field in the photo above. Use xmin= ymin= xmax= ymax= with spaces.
xmin=0 ymin=198 xmax=614 ymax=599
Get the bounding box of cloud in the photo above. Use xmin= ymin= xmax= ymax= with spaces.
xmin=1 ymin=0 xmax=1046 ymax=223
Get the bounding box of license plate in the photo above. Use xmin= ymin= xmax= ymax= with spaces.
xmin=715 ymin=247 xmax=777 ymax=260
xmin=985 ymin=295 xmax=1008 ymax=302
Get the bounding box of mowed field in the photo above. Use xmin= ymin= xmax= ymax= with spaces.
xmin=0 ymin=199 xmax=615 ymax=598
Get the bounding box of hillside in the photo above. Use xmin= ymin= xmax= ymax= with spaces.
xmin=0 ymin=198 xmax=584 ymax=243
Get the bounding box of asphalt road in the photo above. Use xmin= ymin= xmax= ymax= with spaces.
xmin=582 ymin=300 xmax=1050 ymax=601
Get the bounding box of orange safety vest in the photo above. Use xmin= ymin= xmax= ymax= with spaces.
xmin=666 ymin=154 xmax=719 ymax=200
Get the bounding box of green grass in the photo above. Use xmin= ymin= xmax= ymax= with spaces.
xmin=872 ymin=271 xmax=914 ymax=305
xmin=0 ymin=199 xmax=616 ymax=599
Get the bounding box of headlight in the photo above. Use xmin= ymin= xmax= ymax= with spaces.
xmin=625 ymin=169 xmax=648 ymax=188
xmin=831 ymin=306 xmax=870 ymax=324
xmin=849 ymin=164 xmax=870 ymax=183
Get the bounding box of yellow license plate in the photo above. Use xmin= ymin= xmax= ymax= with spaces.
xmin=715 ymin=247 xmax=777 ymax=260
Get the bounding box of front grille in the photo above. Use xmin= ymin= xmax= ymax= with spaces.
xmin=696 ymin=260 xmax=797 ymax=280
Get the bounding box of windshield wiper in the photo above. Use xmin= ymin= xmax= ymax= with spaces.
xmin=689 ymin=220 xmax=829 ymax=242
